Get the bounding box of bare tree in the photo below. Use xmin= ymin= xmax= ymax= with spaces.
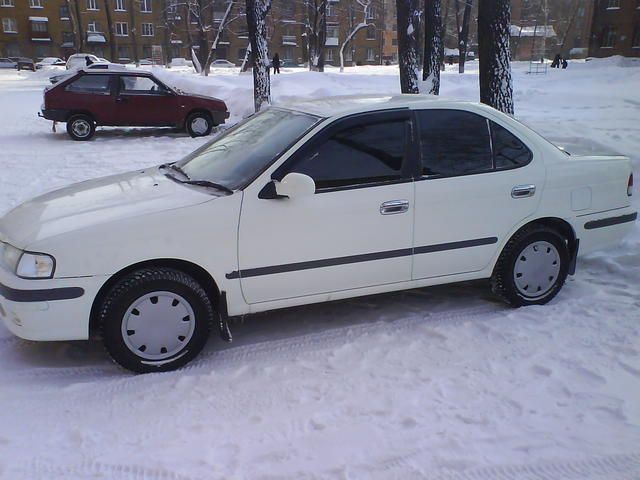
xmin=202 ymin=0 xmax=240 ymax=75
xmin=454 ymin=0 xmax=472 ymax=73
xmin=246 ymin=0 xmax=272 ymax=111
xmin=422 ymin=0 xmax=442 ymax=94
xmin=128 ymin=0 xmax=140 ymax=65
xmin=338 ymin=0 xmax=373 ymax=72
xmin=306 ymin=0 xmax=327 ymax=71
xmin=104 ymin=0 xmax=117 ymax=61
xmin=478 ymin=0 xmax=513 ymax=114
xmin=396 ymin=0 xmax=420 ymax=93
xmin=70 ymin=0 xmax=85 ymax=52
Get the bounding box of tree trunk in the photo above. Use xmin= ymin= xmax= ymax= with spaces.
xmin=422 ymin=0 xmax=442 ymax=94
xmin=203 ymin=0 xmax=235 ymax=75
xmin=246 ymin=0 xmax=271 ymax=111
xmin=478 ymin=0 xmax=513 ymax=114
xmin=104 ymin=0 xmax=117 ymax=62
xmin=71 ymin=0 xmax=84 ymax=52
xmin=396 ymin=0 xmax=420 ymax=93
xmin=128 ymin=0 xmax=140 ymax=66
xmin=308 ymin=0 xmax=327 ymax=72
xmin=458 ymin=0 xmax=471 ymax=73
xmin=440 ymin=0 xmax=449 ymax=70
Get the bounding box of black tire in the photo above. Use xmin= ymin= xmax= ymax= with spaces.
xmin=98 ymin=268 xmax=213 ymax=373
xmin=185 ymin=112 xmax=213 ymax=137
xmin=66 ymin=114 xmax=96 ymax=141
xmin=491 ymin=224 xmax=570 ymax=307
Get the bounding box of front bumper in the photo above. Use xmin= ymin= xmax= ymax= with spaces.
xmin=211 ymin=110 xmax=230 ymax=126
xmin=39 ymin=108 xmax=69 ymax=122
xmin=0 ymin=267 xmax=108 ymax=341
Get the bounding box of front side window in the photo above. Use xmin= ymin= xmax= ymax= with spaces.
xmin=418 ymin=110 xmax=492 ymax=177
xmin=65 ymin=74 xmax=111 ymax=93
xmin=119 ymin=75 xmax=162 ymax=93
xmin=179 ymin=108 xmax=319 ymax=190
xmin=290 ymin=119 xmax=407 ymax=190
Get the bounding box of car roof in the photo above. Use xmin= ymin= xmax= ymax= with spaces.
xmin=81 ymin=67 xmax=152 ymax=76
xmin=279 ymin=94 xmax=499 ymax=119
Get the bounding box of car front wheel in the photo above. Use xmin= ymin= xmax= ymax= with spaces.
xmin=186 ymin=112 xmax=213 ymax=137
xmin=66 ymin=114 xmax=96 ymax=141
xmin=491 ymin=224 xmax=570 ymax=307
xmin=99 ymin=268 xmax=213 ymax=373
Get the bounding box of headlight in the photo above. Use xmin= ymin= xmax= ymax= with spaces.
xmin=16 ymin=252 xmax=56 ymax=279
xmin=0 ymin=242 xmax=22 ymax=273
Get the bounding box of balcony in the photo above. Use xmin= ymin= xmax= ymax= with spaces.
xmin=282 ymin=35 xmax=297 ymax=46
xmin=86 ymin=31 xmax=107 ymax=43
xmin=325 ymin=37 xmax=339 ymax=46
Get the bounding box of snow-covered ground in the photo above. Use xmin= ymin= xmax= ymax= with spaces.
xmin=0 ymin=59 xmax=639 ymax=479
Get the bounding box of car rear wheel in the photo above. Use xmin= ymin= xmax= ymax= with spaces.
xmin=186 ymin=112 xmax=213 ymax=137
xmin=67 ymin=114 xmax=96 ymax=141
xmin=491 ymin=224 xmax=570 ymax=307
xmin=99 ymin=268 xmax=213 ymax=373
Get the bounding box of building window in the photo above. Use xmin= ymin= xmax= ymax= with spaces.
xmin=238 ymin=47 xmax=247 ymax=60
xmin=140 ymin=0 xmax=151 ymax=12
xmin=59 ymin=4 xmax=69 ymax=18
xmin=115 ymin=21 xmax=128 ymax=36
xmin=2 ymin=17 xmax=17 ymax=32
xmin=601 ymin=26 xmax=617 ymax=47
xmin=141 ymin=22 xmax=153 ymax=36
xmin=325 ymin=48 xmax=333 ymax=62
xmin=326 ymin=4 xmax=334 ymax=16
xmin=367 ymin=25 xmax=376 ymax=40
xmin=87 ymin=20 xmax=100 ymax=32
xmin=115 ymin=0 xmax=125 ymax=10
xmin=366 ymin=47 xmax=375 ymax=61
xmin=31 ymin=20 xmax=47 ymax=32
xmin=29 ymin=0 xmax=43 ymax=8
xmin=142 ymin=45 xmax=152 ymax=58
xmin=344 ymin=49 xmax=353 ymax=62
xmin=606 ymin=0 xmax=620 ymax=8
xmin=118 ymin=45 xmax=129 ymax=59
xmin=34 ymin=45 xmax=50 ymax=57
xmin=633 ymin=26 xmax=640 ymax=47
xmin=327 ymin=25 xmax=339 ymax=38
xmin=87 ymin=0 xmax=98 ymax=10
xmin=366 ymin=6 xmax=375 ymax=19
xmin=62 ymin=31 xmax=74 ymax=43
xmin=1 ymin=0 xmax=15 ymax=7
xmin=167 ymin=0 xmax=177 ymax=14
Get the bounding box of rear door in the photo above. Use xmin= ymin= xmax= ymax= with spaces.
xmin=412 ymin=108 xmax=545 ymax=279
xmin=113 ymin=74 xmax=179 ymax=126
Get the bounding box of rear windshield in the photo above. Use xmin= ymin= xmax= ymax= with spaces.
xmin=178 ymin=108 xmax=320 ymax=190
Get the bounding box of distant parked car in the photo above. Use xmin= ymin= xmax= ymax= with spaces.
xmin=211 ymin=59 xmax=236 ymax=68
xmin=8 ymin=57 xmax=35 ymax=71
xmin=49 ymin=62 xmax=127 ymax=84
xmin=169 ymin=58 xmax=194 ymax=68
xmin=0 ymin=58 xmax=17 ymax=69
xmin=41 ymin=70 xmax=229 ymax=140
xmin=65 ymin=53 xmax=100 ymax=70
xmin=36 ymin=57 xmax=66 ymax=69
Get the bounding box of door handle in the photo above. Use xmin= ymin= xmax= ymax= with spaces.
xmin=511 ymin=184 xmax=536 ymax=198
xmin=380 ymin=200 xmax=409 ymax=215
xmin=116 ymin=96 xmax=128 ymax=103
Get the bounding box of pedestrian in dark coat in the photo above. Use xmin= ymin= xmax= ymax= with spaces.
xmin=272 ymin=53 xmax=281 ymax=74
xmin=551 ymin=53 xmax=561 ymax=68
xmin=561 ymin=57 xmax=568 ymax=69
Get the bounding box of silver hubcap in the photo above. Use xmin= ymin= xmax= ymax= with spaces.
xmin=72 ymin=119 xmax=91 ymax=137
xmin=121 ymin=291 xmax=196 ymax=361
xmin=513 ymin=241 xmax=561 ymax=299
xmin=190 ymin=117 xmax=209 ymax=135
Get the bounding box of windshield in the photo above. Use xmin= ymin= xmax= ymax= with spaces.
xmin=178 ymin=108 xmax=320 ymax=190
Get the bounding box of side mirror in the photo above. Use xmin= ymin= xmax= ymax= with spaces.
xmin=276 ymin=173 xmax=316 ymax=199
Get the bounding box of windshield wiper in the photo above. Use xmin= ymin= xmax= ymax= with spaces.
xmin=160 ymin=162 xmax=189 ymax=179
xmin=179 ymin=179 xmax=234 ymax=194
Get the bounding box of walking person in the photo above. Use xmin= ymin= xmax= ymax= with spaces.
xmin=272 ymin=53 xmax=281 ymax=74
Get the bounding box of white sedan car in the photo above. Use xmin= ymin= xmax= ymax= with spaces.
xmin=0 ymin=96 xmax=636 ymax=373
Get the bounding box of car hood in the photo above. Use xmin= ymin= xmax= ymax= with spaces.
xmin=179 ymin=92 xmax=226 ymax=106
xmin=0 ymin=167 xmax=215 ymax=248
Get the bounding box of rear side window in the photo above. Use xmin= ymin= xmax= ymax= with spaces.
xmin=291 ymin=120 xmax=407 ymax=190
xmin=490 ymin=121 xmax=532 ymax=168
xmin=417 ymin=110 xmax=492 ymax=177
xmin=65 ymin=75 xmax=111 ymax=93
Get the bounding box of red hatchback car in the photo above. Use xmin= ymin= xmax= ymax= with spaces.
xmin=41 ymin=70 xmax=229 ymax=140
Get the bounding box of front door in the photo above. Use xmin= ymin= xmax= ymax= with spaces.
xmin=412 ymin=108 xmax=545 ymax=279
xmin=237 ymin=110 xmax=416 ymax=304
xmin=114 ymin=74 xmax=178 ymax=126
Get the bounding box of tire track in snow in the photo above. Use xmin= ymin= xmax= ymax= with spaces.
xmin=0 ymin=303 xmax=505 ymax=389
xmin=13 ymin=452 xmax=640 ymax=480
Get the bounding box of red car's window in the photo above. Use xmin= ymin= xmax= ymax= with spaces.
xmin=65 ymin=75 xmax=111 ymax=93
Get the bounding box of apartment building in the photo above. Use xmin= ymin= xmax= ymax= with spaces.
xmin=589 ymin=0 xmax=640 ymax=57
